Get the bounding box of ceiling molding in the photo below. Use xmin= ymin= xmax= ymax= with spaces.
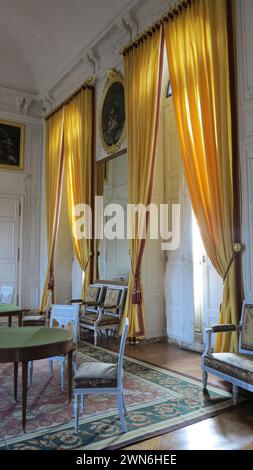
xmin=0 ymin=0 xmax=172 ymax=117
xmin=40 ymin=0 xmax=171 ymax=108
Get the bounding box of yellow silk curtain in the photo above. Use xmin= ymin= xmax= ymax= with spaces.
xmin=122 ymin=28 xmax=164 ymax=341
xmin=40 ymin=108 xmax=64 ymax=311
xmin=164 ymin=0 xmax=242 ymax=351
xmin=64 ymin=88 xmax=93 ymax=299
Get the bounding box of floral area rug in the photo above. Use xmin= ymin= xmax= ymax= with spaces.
xmin=0 ymin=341 xmax=234 ymax=450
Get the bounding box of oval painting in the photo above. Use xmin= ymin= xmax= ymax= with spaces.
xmin=101 ymin=81 xmax=125 ymax=151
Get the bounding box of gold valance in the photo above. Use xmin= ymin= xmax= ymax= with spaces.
xmin=121 ymin=0 xmax=193 ymax=56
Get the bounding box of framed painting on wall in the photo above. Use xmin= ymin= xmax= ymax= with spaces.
xmin=99 ymin=69 xmax=126 ymax=154
xmin=0 ymin=119 xmax=24 ymax=171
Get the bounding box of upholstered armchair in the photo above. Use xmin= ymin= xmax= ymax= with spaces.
xmin=68 ymin=285 xmax=103 ymax=310
xmin=79 ymin=285 xmax=127 ymax=345
xmin=202 ymin=301 xmax=253 ymax=404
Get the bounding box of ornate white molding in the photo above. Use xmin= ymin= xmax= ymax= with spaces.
xmin=239 ymin=0 xmax=253 ymax=103
xmin=0 ymin=0 xmax=172 ymax=116
xmin=243 ymin=147 xmax=253 ymax=298
xmin=38 ymin=0 xmax=171 ymax=107
xmin=242 ymin=107 xmax=253 ymax=140
xmin=0 ymin=86 xmax=43 ymax=118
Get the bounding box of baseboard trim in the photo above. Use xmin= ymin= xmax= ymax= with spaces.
xmin=167 ymin=335 xmax=204 ymax=353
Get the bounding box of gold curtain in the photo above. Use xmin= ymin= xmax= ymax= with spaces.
xmin=64 ymin=88 xmax=93 ymax=299
xmin=40 ymin=108 xmax=64 ymax=311
xmin=122 ymin=28 xmax=164 ymax=341
xmin=164 ymin=0 xmax=242 ymax=352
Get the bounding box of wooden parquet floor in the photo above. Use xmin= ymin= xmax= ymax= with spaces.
xmin=82 ymin=332 xmax=253 ymax=450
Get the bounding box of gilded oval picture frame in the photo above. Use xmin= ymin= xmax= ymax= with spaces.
xmin=99 ymin=69 xmax=126 ymax=154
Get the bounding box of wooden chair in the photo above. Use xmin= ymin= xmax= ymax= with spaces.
xmin=23 ymin=291 xmax=52 ymax=327
xmin=74 ymin=318 xmax=129 ymax=434
xmin=202 ymin=300 xmax=253 ymax=404
xmin=0 ymin=286 xmax=14 ymax=304
xmin=67 ymin=284 xmax=103 ymax=309
xmin=29 ymin=304 xmax=80 ymax=390
xmin=79 ymin=284 xmax=127 ymax=345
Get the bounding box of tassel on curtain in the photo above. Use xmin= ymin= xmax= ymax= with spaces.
xmin=64 ymin=87 xmax=94 ymax=299
xmin=40 ymin=108 xmax=64 ymax=311
xmin=121 ymin=26 xmax=164 ymax=342
xmin=164 ymin=0 xmax=242 ymax=352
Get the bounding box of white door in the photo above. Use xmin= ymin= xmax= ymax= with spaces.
xmin=72 ymin=256 xmax=83 ymax=299
xmin=202 ymin=255 xmax=223 ymax=337
xmin=163 ymin=97 xmax=223 ymax=346
xmin=0 ymin=197 xmax=21 ymax=304
xmin=164 ymin=99 xmax=195 ymax=345
xmin=192 ymin=215 xmax=223 ymax=346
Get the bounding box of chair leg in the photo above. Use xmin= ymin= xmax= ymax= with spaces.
xmin=232 ymin=384 xmax=239 ymax=405
xmin=61 ymin=362 xmax=65 ymax=391
xmin=74 ymin=394 xmax=79 ymax=434
xmin=81 ymin=394 xmax=84 ymax=414
xmin=28 ymin=361 xmax=33 ymax=386
xmin=122 ymin=392 xmax=127 ymax=415
xmin=48 ymin=360 xmax=54 ymax=377
xmin=117 ymin=390 xmax=127 ymax=433
xmin=94 ymin=326 xmax=98 ymax=346
xmin=73 ymin=355 xmax=77 ymax=374
xmin=202 ymin=370 xmax=208 ymax=390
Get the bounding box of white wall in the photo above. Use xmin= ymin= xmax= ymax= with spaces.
xmin=236 ymin=0 xmax=253 ymax=302
xmin=0 ymin=0 xmax=249 ymax=337
xmin=0 ymin=110 xmax=43 ymax=308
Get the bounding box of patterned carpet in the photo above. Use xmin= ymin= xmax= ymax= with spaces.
xmin=0 ymin=341 xmax=234 ymax=450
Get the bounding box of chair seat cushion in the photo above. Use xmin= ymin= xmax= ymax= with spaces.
xmin=74 ymin=362 xmax=117 ymax=388
xmin=79 ymin=313 xmax=119 ymax=326
xmin=23 ymin=315 xmax=46 ymax=326
xmin=204 ymin=352 xmax=253 ymax=385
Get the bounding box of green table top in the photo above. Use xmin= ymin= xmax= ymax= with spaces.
xmin=0 ymin=327 xmax=72 ymax=349
xmin=0 ymin=304 xmax=23 ymax=313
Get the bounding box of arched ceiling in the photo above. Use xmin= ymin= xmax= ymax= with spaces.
xmin=0 ymin=0 xmax=132 ymax=95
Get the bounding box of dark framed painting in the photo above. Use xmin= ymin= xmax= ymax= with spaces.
xmin=99 ymin=69 xmax=126 ymax=154
xmin=0 ymin=119 xmax=24 ymax=170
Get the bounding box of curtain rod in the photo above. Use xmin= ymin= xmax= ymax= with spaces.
xmin=45 ymin=78 xmax=94 ymax=121
xmin=121 ymin=0 xmax=193 ymax=56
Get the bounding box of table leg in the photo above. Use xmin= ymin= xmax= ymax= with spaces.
xmin=68 ymin=350 xmax=73 ymax=403
xmin=8 ymin=315 xmax=12 ymax=327
xmin=14 ymin=362 xmax=18 ymax=402
xmin=18 ymin=312 xmax=22 ymax=327
xmin=22 ymin=362 xmax=28 ymax=431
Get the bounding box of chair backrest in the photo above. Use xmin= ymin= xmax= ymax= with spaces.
xmin=117 ymin=318 xmax=129 ymax=386
xmin=239 ymin=301 xmax=253 ymax=355
xmin=85 ymin=285 xmax=101 ymax=303
xmin=100 ymin=285 xmax=128 ymax=318
xmin=0 ymin=286 xmax=14 ymax=304
xmin=50 ymin=304 xmax=80 ymax=344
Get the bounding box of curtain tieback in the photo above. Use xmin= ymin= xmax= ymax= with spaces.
xmin=83 ymin=252 xmax=93 ymax=273
xmin=223 ymin=243 xmax=242 ymax=283
xmin=48 ymin=269 xmax=55 ymax=291
xmin=132 ymin=272 xmax=142 ymax=305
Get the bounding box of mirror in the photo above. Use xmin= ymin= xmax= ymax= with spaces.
xmin=96 ymin=152 xmax=130 ymax=283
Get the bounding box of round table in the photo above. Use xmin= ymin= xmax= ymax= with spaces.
xmin=0 ymin=304 xmax=23 ymax=327
xmin=0 ymin=326 xmax=74 ymax=430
